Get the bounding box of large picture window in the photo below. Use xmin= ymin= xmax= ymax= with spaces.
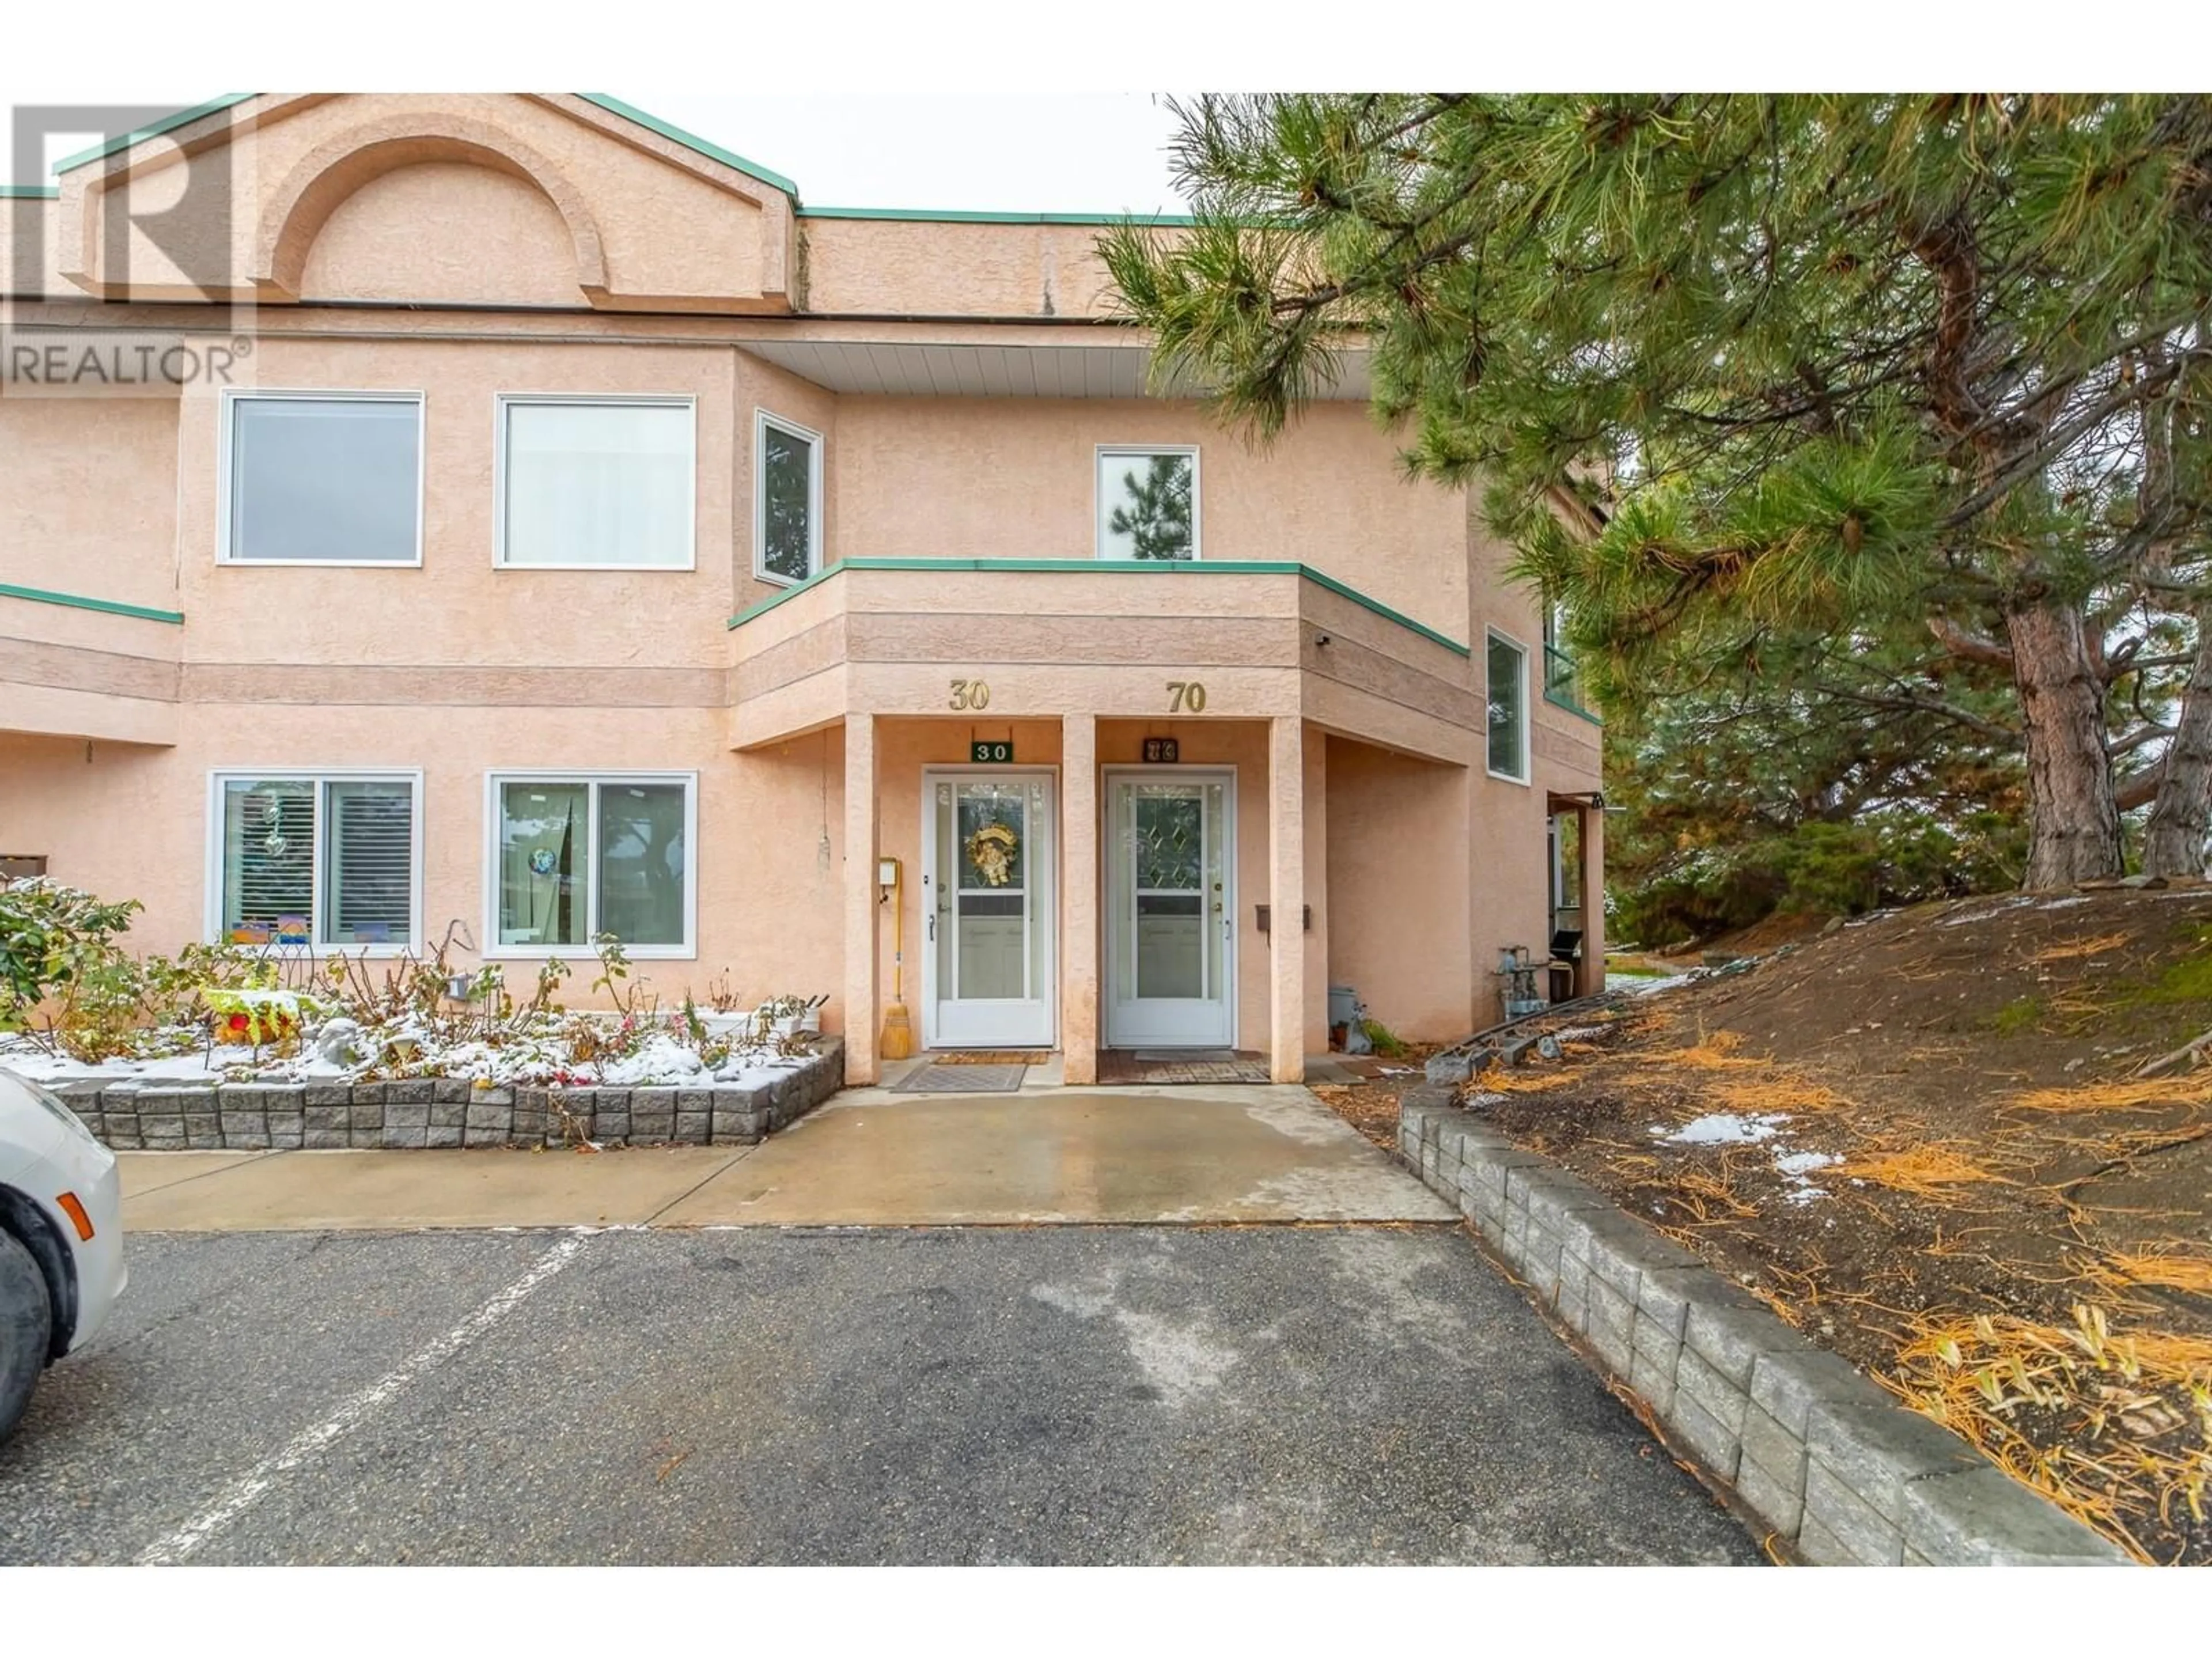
xmin=210 ymin=772 xmax=421 ymax=949
xmin=497 ymin=396 xmax=695 ymax=569
xmin=220 ymin=391 xmax=422 ymax=565
xmin=491 ymin=774 xmax=695 ymax=955
xmin=1487 ymin=631 xmax=1530 ymax=783
xmin=1096 ymin=446 xmax=1198 ymax=560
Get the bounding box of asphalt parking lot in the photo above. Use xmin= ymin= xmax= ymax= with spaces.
xmin=0 ymin=1224 xmax=1759 ymax=1565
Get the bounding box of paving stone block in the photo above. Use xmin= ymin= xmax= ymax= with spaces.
xmin=349 ymin=1082 xmax=388 ymax=1108
xmin=1734 ymin=1454 xmax=1804 ymax=1543
xmin=385 ymin=1099 xmax=431 ymax=1130
xmin=1668 ymin=1390 xmax=1743 ymax=1482
xmin=103 ymin=1115 xmax=142 ymax=1150
xmin=464 ymin=1100 xmax=512 ymax=1131
xmin=1635 ymin=1265 xmax=1718 ymax=1346
xmin=433 ymin=1077 xmax=475 ymax=1105
xmin=1684 ymin=1287 xmax=1808 ymax=1389
xmin=1555 ymin=1249 xmax=1591 ymax=1325
xmin=1804 ymin=1461 xmax=1904 ymax=1565
xmin=1898 ymin=1466 xmax=2130 ymax=1566
xmin=218 ymin=1116 xmax=271 ymax=1150
xmin=673 ymin=1111 xmax=710 ymax=1145
xmin=1806 ymin=1399 xmax=1984 ymax=1522
xmin=1741 ymin=1402 xmax=1806 ymax=1493
xmin=423 ymin=1123 xmax=463 ymax=1149
xmin=267 ymin=1112 xmax=305 ymax=1148
xmin=303 ymin=1082 xmax=354 ymax=1108
xmin=1675 ymin=1345 xmax=1751 ymax=1440
xmin=142 ymin=1124 xmax=189 ymax=1150
xmin=1749 ymin=1346 xmax=1883 ymax=1441
xmin=1586 ymin=1279 xmax=1637 ymax=1374
xmin=347 ymin=1127 xmax=383 ymax=1149
xmin=387 ymin=1079 xmax=434 ymax=1106
xmin=1794 ymin=1510 xmax=1866 ymax=1567
xmin=429 ymin=1099 xmax=470 ymax=1130
xmin=303 ymin=1125 xmax=347 ymax=1150
xmin=350 ymin=1095 xmax=385 ymax=1130
xmin=183 ymin=1112 xmax=219 ymax=1145
xmin=1628 ymin=1344 xmax=1679 ymax=1416
xmin=305 ymin=1104 xmax=348 ymax=1134
xmin=381 ymin=1123 xmax=429 ymax=1150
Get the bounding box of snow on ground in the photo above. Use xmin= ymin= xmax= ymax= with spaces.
xmin=1655 ymin=1112 xmax=1789 ymax=1145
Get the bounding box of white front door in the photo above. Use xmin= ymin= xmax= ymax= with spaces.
xmin=1105 ymin=770 xmax=1236 ymax=1049
xmin=921 ymin=770 xmax=1056 ymax=1049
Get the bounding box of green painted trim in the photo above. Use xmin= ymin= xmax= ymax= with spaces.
xmin=728 ymin=557 xmax=1469 ymax=657
xmin=800 ymin=205 xmax=1198 ymax=227
xmin=1543 ymin=690 xmax=1604 ymax=726
xmin=50 ymin=94 xmax=256 ymax=175
xmin=577 ymin=94 xmax=800 ymax=197
xmin=0 ymin=184 xmax=58 ymax=199
xmin=0 ymin=581 xmax=183 ymax=624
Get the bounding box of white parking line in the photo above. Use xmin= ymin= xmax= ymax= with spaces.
xmin=138 ymin=1232 xmax=589 ymax=1566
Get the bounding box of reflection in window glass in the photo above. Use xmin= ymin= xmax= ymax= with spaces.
xmin=499 ymin=782 xmax=589 ymax=948
xmin=1487 ymin=634 xmax=1528 ymax=780
xmin=228 ymin=396 xmax=419 ymax=563
xmin=1097 ymin=450 xmax=1195 ymax=559
xmin=759 ymin=419 xmax=817 ymax=582
xmin=597 ymin=783 xmax=687 ymax=946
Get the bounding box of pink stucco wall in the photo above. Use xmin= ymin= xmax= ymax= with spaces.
xmin=1 ymin=92 xmax=1603 ymax=1058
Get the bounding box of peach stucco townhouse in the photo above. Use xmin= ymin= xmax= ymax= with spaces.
xmin=0 ymin=93 xmax=1605 ymax=1087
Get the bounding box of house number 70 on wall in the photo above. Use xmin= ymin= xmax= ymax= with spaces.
xmin=949 ymin=678 xmax=991 ymax=710
xmin=1167 ymin=680 xmax=1208 ymax=713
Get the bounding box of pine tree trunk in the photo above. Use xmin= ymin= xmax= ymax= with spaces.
xmin=2007 ymin=597 xmax=2124 ymax=888
xmin=2143 ymin=609 xmax=2212 ymax=877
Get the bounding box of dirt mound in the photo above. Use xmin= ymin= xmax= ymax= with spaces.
xmin=1463 ymin=882 xmax=2212 ymax=1565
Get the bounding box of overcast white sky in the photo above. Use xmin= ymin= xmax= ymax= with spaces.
xmin=2 ymin=93 xmax=1194 ymax=215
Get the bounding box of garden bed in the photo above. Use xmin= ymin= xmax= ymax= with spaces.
xmin=1435 ymin=884 xmax=2212 ymax=1565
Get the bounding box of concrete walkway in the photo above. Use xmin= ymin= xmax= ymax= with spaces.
xmin=117 ymin=1084 xmax=1455 ymax=1231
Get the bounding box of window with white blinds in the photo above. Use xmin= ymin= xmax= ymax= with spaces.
xmin=498 ymin=397 xmax=696 ymax=569
xmin=214 ymin=774 xmax=420 ymax=949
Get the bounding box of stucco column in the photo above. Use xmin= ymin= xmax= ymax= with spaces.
xmin=843 ymin=713 xmax=879 ymax=1086
xmin=1580 ymin=803 xmax=1608 ymax=997
xmin=1267 ymin=715 xmax=1306 ymax=1084
xmin=1302 ymin=725 xmax=1330 ymax=1055
xmin=1060 ymin=714 xmax=1100 ymax=1085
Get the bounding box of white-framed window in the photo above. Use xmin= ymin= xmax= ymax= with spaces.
xmin=206 ymin=771 xmax=423 ymax=952
xmin=486 ymin=772 xmax=697 ymax=957
xmin=754 ymin=410 xmax=823 ymax=585
xmin=218 ymin=389 xmax=423 ymax=566
xmin=1486 ymin=630 xmax=1531 ymax=783
xmin=495 ymin=395 xmax=697 ymax=569
xmin=1096 ymin=444 xmax=1199 ymax=560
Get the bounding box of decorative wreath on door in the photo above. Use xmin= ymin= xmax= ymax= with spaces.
xmin=965 ymin=821 xmax=1020 ymax=887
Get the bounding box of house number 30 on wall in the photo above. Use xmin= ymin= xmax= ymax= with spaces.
xmin=948 ymin=678 xmax=992 ymax=710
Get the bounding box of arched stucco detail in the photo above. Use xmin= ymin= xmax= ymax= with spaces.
xmin=256 ymin=112 xmax=609 ymax=300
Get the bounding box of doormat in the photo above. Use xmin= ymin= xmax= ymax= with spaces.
xmin=890 ymin=1063 xmax=1029 ymax=1094
xmin=1132 ymin=1050 xmax=1237 ymax=1063
xmin=928 ymin=1051 xmax=1050 ymax=1065
xmin=1101 ymin=1051 xmax=1271 ymax=1085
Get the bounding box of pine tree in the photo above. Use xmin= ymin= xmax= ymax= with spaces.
xmin=1106 ymin=453 xmax=1195 ymax=559
xmin=1101 ymin=95 xmax=2212 ymax=885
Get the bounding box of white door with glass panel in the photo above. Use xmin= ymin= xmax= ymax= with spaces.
xmin=922 ymin=772 xmax=1057 ymax=1048
xmin=1105 ymin=772 xmax=1235 ymax=1048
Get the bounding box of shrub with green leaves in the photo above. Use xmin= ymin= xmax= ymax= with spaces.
xmin=0 ymin=878 xmax=144 ymax=1032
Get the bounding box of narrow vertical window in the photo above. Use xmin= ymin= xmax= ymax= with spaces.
xmin=1487 ymin=632 xmax=1529 ymax=782
xmin=756 ymin=412 xmax=822 ymax=584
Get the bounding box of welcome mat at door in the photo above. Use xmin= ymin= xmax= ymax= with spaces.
xmin=889 ymin=1063 xmax=1029 ymax=1094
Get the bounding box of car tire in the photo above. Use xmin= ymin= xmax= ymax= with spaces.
xmin=0 ymin=1228 xmax=53 ymax=1443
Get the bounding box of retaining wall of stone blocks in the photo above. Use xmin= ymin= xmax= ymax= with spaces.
xmin=47 ymin=1039 xmax=844 ymax=1153
xmin=1398 ymin=1086 xmax=2130 ymax=1567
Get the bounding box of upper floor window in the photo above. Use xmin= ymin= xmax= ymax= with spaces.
xmin=220 ymin=391 xmax=422 ymax=565
xmin=1487 ymin=630 xmax=1530 ymax=783
xmin=755 ymin=411 xmax=823 ymax=585
xmin=497 ymin=396 xmax=695 ymax=569
xmin=1097 ymin=446 xmax=1198 ymax=560
xmin=210 ymin=771 xmax=421 ymax=951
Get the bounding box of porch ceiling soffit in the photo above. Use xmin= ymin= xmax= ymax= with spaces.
xmin=737 ymin=338 xmax=1372 ymax=400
